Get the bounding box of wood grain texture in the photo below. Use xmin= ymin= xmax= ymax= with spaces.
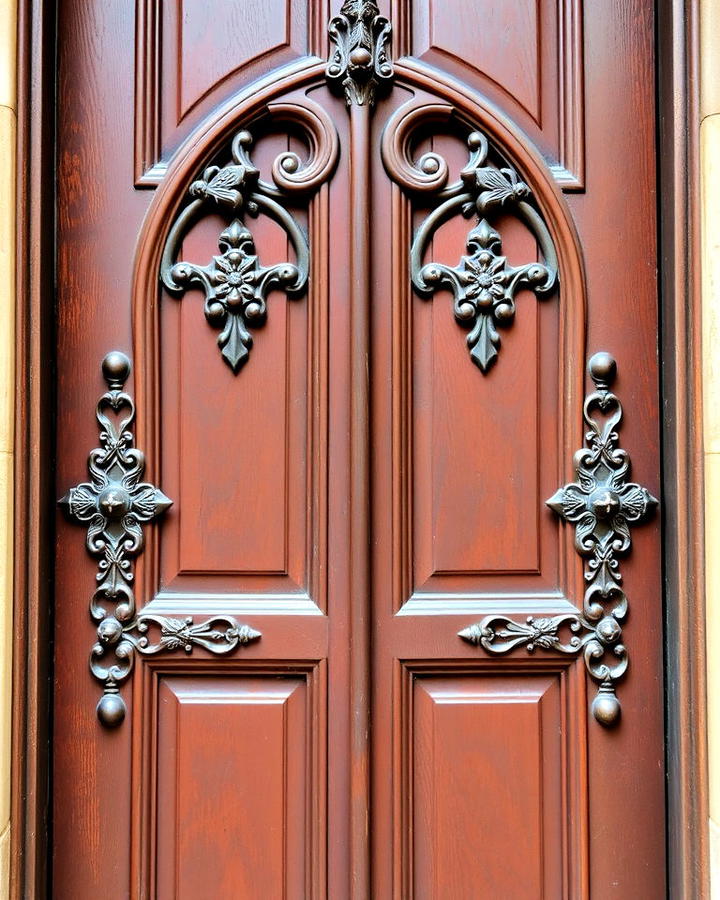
xmin=134 ymin=0 xmax=330 ymax=185
xmin=409 ymin=668 xmax=584 ymax=898
xmin=399 ymin=0 xmax=585 ymax=188
xmin=49 ymin=2 xmax=668 ymax=897
xmin=142 ymin=666 xmax=324 ymax=899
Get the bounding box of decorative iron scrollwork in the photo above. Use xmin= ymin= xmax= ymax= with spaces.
xmin=161 ymin=100 xmax=339 ymax=372
xmin=459 ymin=353 xmax=658 ymax=725
xmin=383 ymin=104 xmax=558 ymax=372
xmin=59 ymin=352 xmax=261 ymax=727
xmin=326 ymin=0 xmax=393 ymax=107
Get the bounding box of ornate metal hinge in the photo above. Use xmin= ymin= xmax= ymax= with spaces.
xmin=326 ymin=0 xmax=393 ymax=107
xmin=161 ymin=101 xmax=339 ymax=373
xmin=383 ymin=110 xmax=558 ymax=372
xmin=59 ymin=352 xmax=261 ymax=727
xmin=459 ymin=353 xmax=658 ymax=725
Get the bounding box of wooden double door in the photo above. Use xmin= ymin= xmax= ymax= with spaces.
xmin=54 ymin=1 xmax=665 ymax=896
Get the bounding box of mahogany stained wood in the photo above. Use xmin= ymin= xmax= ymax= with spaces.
xmin=49 ymin=1 xmax=669 ymax=897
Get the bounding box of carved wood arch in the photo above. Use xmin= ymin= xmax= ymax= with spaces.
xmin=132 ymin=59 xmax=587 ymax=421
xmin=391 ymin=57 xmax=587 ymax=438
xmin=130 ymin=50 xmax=589 ymax=637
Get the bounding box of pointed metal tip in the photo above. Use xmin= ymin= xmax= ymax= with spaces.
xmin=238 ymin=625 xmax=262 ymax=644
xmin=458 ymin=624 xmax=481 ymax=644
xmin=155 ymin=492 xmax=173 ymax=514
xmin=224 ymin=350 xmax=251 ymax=375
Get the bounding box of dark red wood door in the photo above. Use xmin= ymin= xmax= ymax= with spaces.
xmin=54 ymin=1 xmax=664 ymax=897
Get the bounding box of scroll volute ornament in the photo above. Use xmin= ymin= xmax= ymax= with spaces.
xmin=382 ymin=102 xmax=558 ymax=372
xmin=59 ymin=353 xmax=260 ymax=727
xmin=460 ymin=353 xmax=658 ymax=725
xmin=161 ymin=99 xmax=340 ymax=373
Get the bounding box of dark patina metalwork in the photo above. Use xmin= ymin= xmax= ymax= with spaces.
xmin=161 ymin=131 xmax=308 ymax=373
xmin=409 ymin=132 xmax=558 ymax=372
xmin=459 ymin=353 xmax=658 ymax=725
xmin=59 ymin=352 xmax=260 ymax=726
xmin=326 ymin=0 xmax=393 ymax=107
xmin=162 ymin=102 xmax=339 ymax=372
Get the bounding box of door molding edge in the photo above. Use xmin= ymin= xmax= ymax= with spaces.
xmin=11 ymin=0 xmax=55 ymax=896
xmin=658 ymin=1 xmax=710 ymax=897
xmin=9 ymin=1 xmax=708 ymax=897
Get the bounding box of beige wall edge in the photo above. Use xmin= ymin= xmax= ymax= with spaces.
xmin=0 ymin=1 xmax=17 ymax=898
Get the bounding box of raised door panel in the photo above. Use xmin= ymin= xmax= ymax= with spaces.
xmin=407 ymin=668 xmax=586 ymax=898
xmin=404 ymin=0 xmax=585 ymax=186
xmin=153 ymin=674 xmax=314 ymax=898
xmin=383 ymin=128 xmax=575 ymax=615
xmin=409 ymin=210 xmax=562 ymax=601
xmin=412 ymin=0 xmax=541 ymax=120
xmin=153 ymin=134 xmax=327 ymax=609
xmin=136 ymin=0 xmax=329 ymax=184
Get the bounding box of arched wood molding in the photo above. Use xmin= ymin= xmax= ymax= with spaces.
xmin=130 ymin=57 xmax=589 ymax=621
xmin=132 ymin=57 xmax=587 ymax=457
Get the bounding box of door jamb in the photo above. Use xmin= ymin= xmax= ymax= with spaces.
xmin=658 ymin=1 xmax=710 ymax=896
xmin=12 ymin=1 xmax=55 ymax=896
xmin=10 ymin=1 xmax=709 ymax=896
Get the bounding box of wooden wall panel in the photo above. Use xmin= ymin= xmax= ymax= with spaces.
xmin=135 ymin=0 xmax=328 ymax=185
xmin=400 ymin=665 xmax=587 ymax=898
xmin=403 ymin=0 xmax=585 ymax=187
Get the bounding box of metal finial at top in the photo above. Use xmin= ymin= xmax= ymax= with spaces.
xmin=326 ymin=1 xmax=394 ymax=108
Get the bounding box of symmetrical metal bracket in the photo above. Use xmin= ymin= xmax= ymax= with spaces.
xmin=459 ymin=353 xmax=658 ymax=725
xmin=161 ymin=101 xmax=339 ymax=373
xmin=59 ymin=352 xmax=260 ymax=727
xmin=383 ymin=109 xmax=558 ymax=373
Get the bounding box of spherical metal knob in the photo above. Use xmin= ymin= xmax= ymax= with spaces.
xmin=349 ymin=47 xmax=372 ymax=67
xmin=102 ymin=351 xmax=131 ymax=389
xmin=97 ymin=692 xmax=126 ymax=727
xmin=589 ymin=488 xmax=620 ymax=521
xmin=588 ymin=352 xmax=617 ymax=389
xmin=421 ymin=156 xmax=440 ymax=174
xmin=592 ymin=689 xmax=621 ymax=726
xmin=98 ymin=485 xmax=132 ymax=520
